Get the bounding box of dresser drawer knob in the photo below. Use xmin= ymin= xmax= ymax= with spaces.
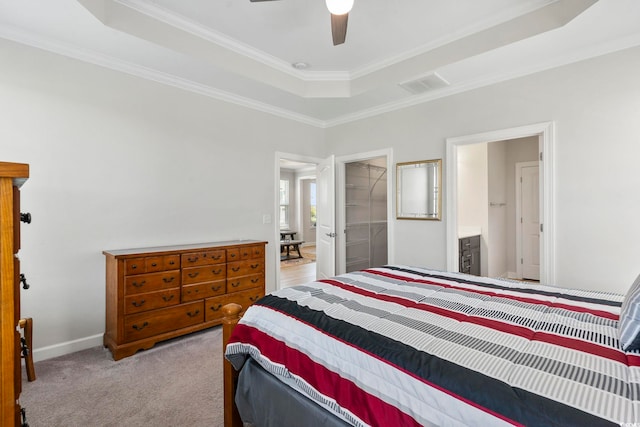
xmin=231 ymin=267 xmax=240 ymax=272
xmin=250 ymin=263 xmax=259 ymax=269
xmin=19 ymin=274 xmax=30 ymax=290
xmin=187 ymin=256 xmax=199 ymax=263
xmin=229 ymin=253 xmax=237 ymax=258
xmin=210 ymin=304 xmax=222 ymax=312
xmin=211 ymin=285 xmax=222 ymax=291
xmin=169 ymin=260 xmax=176 ymax=266
xmin=213 ymin=254 xmax=221 ymax=260
xmin=162 ymin=295 xmax=174 ymax=302
xmin=188 ymin=272 xmax=199 ymax=279
xmin=163 ymin=277 xmax=175 ymax=283
xmin=132 ymin=300 xmax=146 ymax=307
xmin=151 ymin=262 xmax=158 ymax=267
xmin=251 ymin=278 xmax=259 ymax=284
xmin=187 ymin=310 xmax=200 ymax=318
xmin=132 ymin=280 xmax=146 ymax=288
xmin=20 ymin=212 xmax=32 ymax=224
xmin=212 ymin=268 xmax=222 ymax=275
xmin=249 ymin=295 xmax=260 ymax=302
xmin=231 ymin=281 xmax=240 ymax=288
xmin=132 ymin=322 xmax=149 ymax=331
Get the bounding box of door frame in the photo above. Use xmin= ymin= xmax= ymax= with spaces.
xmin=274 ymin=152 xmax=324 ymax=290
xmin=445 ymin=122 xmax=555 ymax=285
xmin=335 ymin=148 xmax=394 ymax=275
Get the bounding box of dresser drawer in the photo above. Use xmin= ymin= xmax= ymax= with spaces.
xmin=181 ymin=250 xmax=226 ymax=267
xmin=182 ymin=280 xmax=226 ymax=303
xmin=182 ymin=264 xmax=226 ymax=285
xmin=227 ymin=259 xmax=265 ymax=278
xmin=124 ymin=288 xmax=180 ymax=315
xmin=237 ymin=244 xmax=264 ymax=260
xmin=227 ymin=274 xmax=264 ymax=293
xmin=125 ymin=255 xmax=180 ymax=276
xmin=124 ymin=301 xmax=204 ymax=342
xmin=205 ymin=288 xmax=265 ymax=323
xmin=125 ymin=270 xmax=180 ymax=295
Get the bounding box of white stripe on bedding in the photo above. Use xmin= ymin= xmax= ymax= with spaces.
xmin=238 ymin=304 xmax=515 ymax=427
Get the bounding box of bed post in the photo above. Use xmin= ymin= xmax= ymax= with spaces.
xmin=222 ymin=303 xmax=243 ymax=427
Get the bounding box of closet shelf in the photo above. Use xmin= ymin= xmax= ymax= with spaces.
xmin=346 ymin=220 xmax=387 ymax=227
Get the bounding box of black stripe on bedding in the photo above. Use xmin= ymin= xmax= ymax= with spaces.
xmin=256 ymin=294 xmax=617 ymax=427
xmin=383 ymin=266 xmax=622 ymax=308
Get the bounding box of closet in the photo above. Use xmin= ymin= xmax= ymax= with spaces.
xmin=344 ymin=159 xmax=388 ymax=273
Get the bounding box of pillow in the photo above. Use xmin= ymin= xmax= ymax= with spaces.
xmin=619 ymin=273 xmax=640 ymax=351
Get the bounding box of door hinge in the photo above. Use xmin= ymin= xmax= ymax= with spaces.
xmin=540 ymin=223 xmax=543 ymax=232
xmin=521 ymin=258 xmax=523 ymax=264
xmin=539 ymin=152 xmax=543 ymax=161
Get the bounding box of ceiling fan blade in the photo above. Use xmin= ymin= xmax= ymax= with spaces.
xmin=330 ymin=13 xmax=348 ymax=46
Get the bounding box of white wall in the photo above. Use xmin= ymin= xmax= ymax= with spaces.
xmin=488 ymin=141 xmax=508 ymax=278
xmin=457 ymin=143 xmax=489 ymax=275
xmin=0 ymin=39 xmax=325 ymax=360
xmin=326 ymin=45 xmax=640 ymax=295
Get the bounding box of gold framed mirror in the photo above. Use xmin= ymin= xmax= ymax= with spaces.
xmin=396 ymin=159 xmax=442 ymax=220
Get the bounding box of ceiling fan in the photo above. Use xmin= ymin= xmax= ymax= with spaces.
xmin=250 ymin=0 xmax=353 ymax=46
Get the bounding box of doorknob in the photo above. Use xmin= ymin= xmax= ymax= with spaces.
xmin=325 ymin=232 xmax=336 ymax=238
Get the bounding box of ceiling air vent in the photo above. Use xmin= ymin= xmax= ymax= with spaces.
xmin=399 ymin=72 xmax=450 ymax=95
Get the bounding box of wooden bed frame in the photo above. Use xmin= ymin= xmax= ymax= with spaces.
xmin=222 ymin=303 xmax=244 ymax=427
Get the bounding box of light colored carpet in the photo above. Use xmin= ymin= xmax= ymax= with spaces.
xmin=20 ymin=327 xmax=224 ymax=427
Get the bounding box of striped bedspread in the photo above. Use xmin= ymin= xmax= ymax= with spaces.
xmin=225 ymin=266 xmax=639 ymax=426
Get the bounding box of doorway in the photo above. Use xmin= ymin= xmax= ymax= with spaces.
xmin=275 ymin=154 xmax=322 ymax=289
xmin=456 ymin=138 xmax=539 ymax=280
xmin=343 ymin=158 xmax=388 ymax=273
xmin=445 ymin=122 xmax=555 ymax=285
xmin=336 ymin=149 xmax=394 ymax=275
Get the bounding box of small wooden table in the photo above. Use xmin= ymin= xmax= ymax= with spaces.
xmin=280 ymin=231 xmax=297 ymax=240
xmin=280 ymin=240 xmax=304 ymax=260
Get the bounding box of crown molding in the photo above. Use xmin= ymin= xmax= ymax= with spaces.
xmin=325 ymin=32 xmax=640 ymax=127
xmin=2 ymin=18 xmax=639 ymax=129
xmin=0 ymin=25 xmax=326 ymax=128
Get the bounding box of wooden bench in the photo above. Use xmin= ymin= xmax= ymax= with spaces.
xmin=280 ymin=240 xmax=304 ymax=260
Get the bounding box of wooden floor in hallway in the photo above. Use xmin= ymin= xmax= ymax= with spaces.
xmin=279 ymin=244 xmax=316 ymax=288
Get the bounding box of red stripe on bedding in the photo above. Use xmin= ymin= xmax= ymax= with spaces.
xmin=363 ymin=269 xmax=619 ymax=321
xmin=321 ymin=279 xmax=638 ymax=367
xmin=230 ymin=323 xmax=423 ymax=427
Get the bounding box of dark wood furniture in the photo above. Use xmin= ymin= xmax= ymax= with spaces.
xmin=0 ymin=161 xmax=29 ymax=426
xmin=279 ymin=231 xmax=297 ymax=240
xmin=280 ymin=240 xmax=304 ymax=260
xmin=17 ymin=318 xmax=35 ymax=382
xmin=103 ymin=240 xmax=266 ymax=360
xmin=459 ymin=235 xmax=480 ymax=276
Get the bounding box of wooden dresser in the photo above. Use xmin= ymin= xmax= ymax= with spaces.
xmin=0 ymin=161 xmax=29 ymax=426
xmin=103 ymin=240 xmax=267 ymax=360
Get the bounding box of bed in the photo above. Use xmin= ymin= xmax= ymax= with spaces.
xmin=222 ymin=265 xmax=640 ymax=426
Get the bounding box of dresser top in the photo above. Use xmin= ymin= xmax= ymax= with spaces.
xmin=103 ymin=240 xmax=267 ymax=257
xmin=0 ymin=161 xmax=29 ymax=187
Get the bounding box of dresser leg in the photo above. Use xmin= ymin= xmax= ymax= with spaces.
xmin=19 ymin=318 xmax=36 ymax=382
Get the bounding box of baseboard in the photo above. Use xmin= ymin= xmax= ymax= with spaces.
xmin=31 ymin=333 xmax=104 ymax=362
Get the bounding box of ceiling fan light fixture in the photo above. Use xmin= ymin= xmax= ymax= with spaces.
xmin=325 ymin=0 xmax=353 ymax=15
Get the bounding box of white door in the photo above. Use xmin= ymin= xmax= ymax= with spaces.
xmin=316 ymin=155 xmax=336 ymax=279
xmin=519 ymin=164 xmax=540 ymax=280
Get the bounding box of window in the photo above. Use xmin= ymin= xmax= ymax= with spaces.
xmin=310 ymin=181 xmax=317 ymax=227
xmin=279 ymin=179 xmax=289 ymax=229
